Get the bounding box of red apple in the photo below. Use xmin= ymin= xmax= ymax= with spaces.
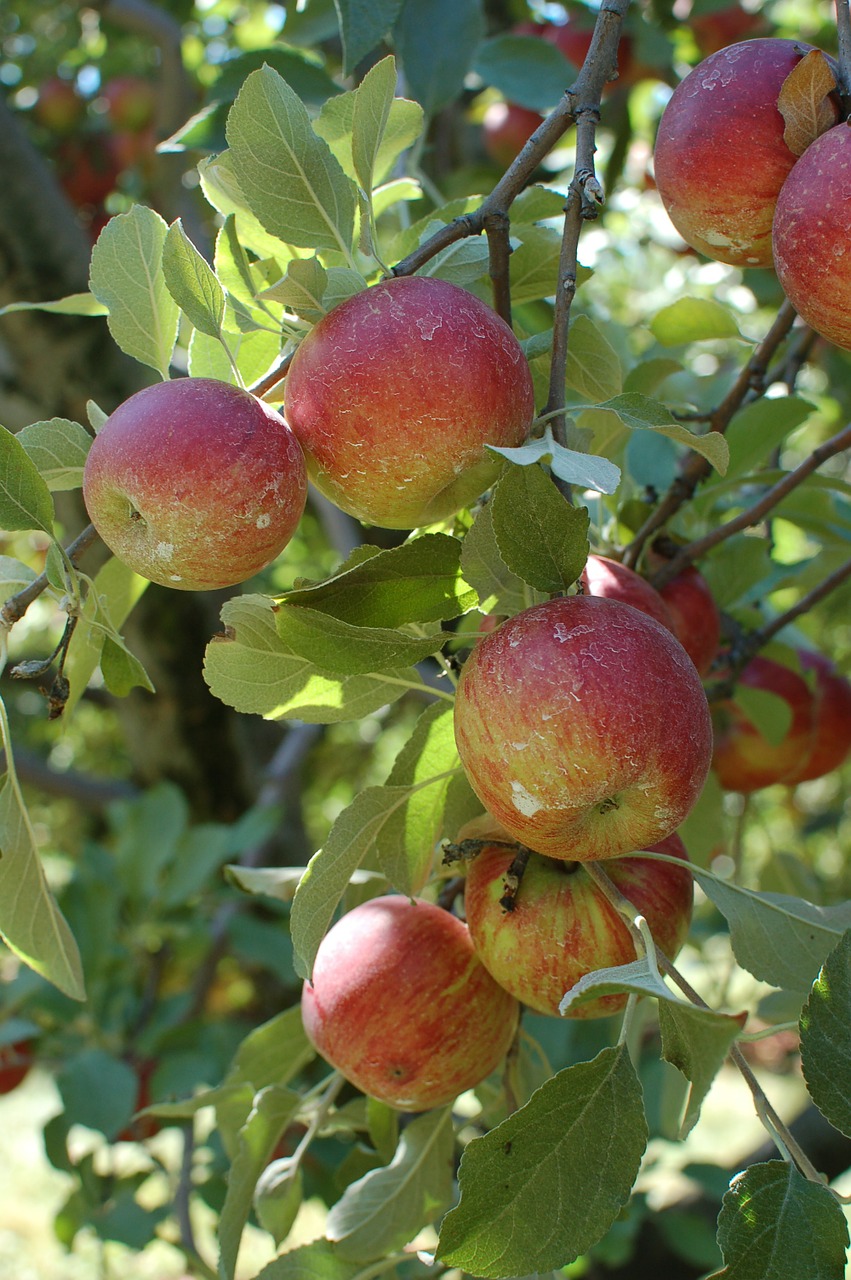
xmin=83 ymin=378 xmax=308 ymax=591
xmin=100 ymin=76 xmax=157 ymax=133
xmin=773 ymin=123 xmax=851 ymax=352
xmin=0 ymin=1039 xmax=34 ymax=1094
xmin=690 ymin=5 xmax=768 ymax=56
xmin=515 ymin=17 xmax=639 ymax=89
xmin=465 ymin=834 xmax=693 ymax=1018
xmin=57 ymin=134 xmax=123 ymax=207
xmin=711 ymin=654 xmax=818 ymax=792
xmin=301 ymin=895 xmax=519 ymax=1110
xmin=783 ymin=650 xmax=851 ymax=784
xmin=482 ymin=100 xmax=545 ymax=167
xmin=654 ymin=38 xmax=839 ymax=267
xmin=581 ymin=554 xmax=677 ymax=634
xmin=454 ymin=595 xmax=713 ymax=862
xmin=283 ymin=275 xmax=535 ymax=529
xmin=34 ymin=76 xmax=86 ymax=134
xmin=658 ymin=565 xmax=721 ymax=676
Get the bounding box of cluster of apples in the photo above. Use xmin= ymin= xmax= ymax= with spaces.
xmin=654 ymin=35 xmax=851 ymax=350
xmin=81 ymin=274 xmax=536 ymax=589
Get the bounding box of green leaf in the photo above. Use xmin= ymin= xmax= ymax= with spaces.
xmin=274 ymin=604 xmax=453 ymax=675
xmin=799 ymin=930 xmax=851 ymax=1138
xmin=16 ymin=419 xmax=92 ymax=492
xmin=203 ymin=595 xmax=418 ymax=722
xmin=352 ymin=56 xmax=399 ymax=198
xmin=436 ymin=1046 xmax=648 ymax=1276
xmin=393 ymin=0 xmax=486 ymax=117
xmin=623 ymin=356 xmax=682 ymax=396
xmin=162 ymin=219 xmax=226 ymax=339
xmin=226 ymin=66 xmax=357 ymax=256
xmin=255 ymin=1158 xmax=304 ymax=1245
xmin=0 ymin=427 xmax=55 ymax=533
xmin=473 ymin=34 xmax=574 ymax=111
xmin=283 ymin=534 xmax=476 ymax=626
xmin=708 ymin=1161 xmax=848 ymax=1280
xmin=460 ymin=499 xmax=541 ymax=616
xmin=99 ymin=634 xmax=155 ymax=697
xmin=690 ymin=869 xmax=851 ymax=992
xmin=723 ymin=396 xmax=815 ymax=480
xmin=291 ymin=784 xmax=426 ymax=979
xmin=57 ymin=1049 xmax=139 ymax=1136
xmin=490 ymin=425 xmax=621 ymax=494
xmin=327 ymin=1107 xmax=454 ymax=1261
xmin=565 ymin=315 xmax=624 ymax=402
xmin=510 ymin=226 xmax=588 ymax=306
xmin=89 ymin=206 xmax=179 ymax=379
xmin=0 ymin=292 xmax=108 ymax=318
xmin=375 ymin=702 xmax=462 ymax=895
xmin=420 ymin=236 xmax=491 ymax=285
xmin=589 ymin=394 xmax=729 ymax=474
xmin=0 ymin=556 xmax=36 ymax=604
xmin=650 ymin=297 xmax=744 ymax=346
xmin=63 ymin=557 xmax=148 ymax=717
xmin=188 ymin=326 xmax=281 ymax=386
xmin=559 ymin=955 xmax=678 ymax=1014
xmin=659 ymin=1003 xmax=748 ymax=1139
xmin=199 ymin=152 xmax=304 ymax=263
xmin=0 ymin=745 xmax=85 ymax=1000
xmin=219 ymin=1086 xmax=303 ymax=1280
xmin=333 ymin=0 xmax=405 ymax=76
xmin=733 ymin=685 xmax=793 ymax=748
xmin=252 ymin=1240 xmax=361 ymax=1280
xmin=262 ymin=257 xmax=328 ymax=321
xmin=490 ymin=463 xmax=590 ymax=593
xmin=227 ymin=1006 xmax=315 ymax=1091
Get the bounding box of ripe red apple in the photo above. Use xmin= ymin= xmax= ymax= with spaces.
xmin=57 ymin=134 xmax=123 ymax=207
xmin=690 ymin=5 xmax=767 ymax=56
xmin=654 ymin=38 xmax=839 ymax=267
xmin=782 ymin=650 xmax=851 ymax=785
xmin=465 ymin=834 xmax=693 ymax=1018
xmin=482 ymin=100 xmax=545 ymax=167
xmin=83 ymin=378 xmax=308 ymax=591
xmin=283 ymin=276 xmax=535 ymax=529
xmin=100 ymin=76 xmax=157 ymax=133
xmin=0 ymin=1039 xmax=34 ymax=1093
xmin=773 ymin=123 xmax=851 ymax=352
xmin=658 ymin=565 xmax=721 ymax=676
xmin=34 ymin=76 xmax=86 ymax=134
xmin=515 ymin=17 xmax=639 ymax=89
xmin=454 ymin=595 xmax=713 ymax=862
xmin=301 ymin=895 xmax=519 ymax=1110
xmin=711 ymin=654 xmax=818 ymax=792
xmin=581 ymin=554 xmax=677 ymax=633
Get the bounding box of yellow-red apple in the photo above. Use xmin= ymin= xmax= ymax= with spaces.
xmin=581 ymin=554 xmax=677 ymax=633
xmin=654 ymin=38 xmax=838 ymax=267
xmin=711 ymin=654 xmax=818 ymax=792
xmin=101 ymin=76 xmax=157 ymax=133
xmin=301 ymin=895 xmax=519 ymax=1110
xmin=773 ymin=123 xmax=851 ymax=352
xmin=83 ymin=378 xmax=307 ymax=591
xmin=283 ymin=275 xmax=535 ymax=529
xmin=34 ymin=76 xmax=86 ymax=134
xmin=658 ymin=565 xmax=721 ymax=676
xmin=454 ymin=595 xmax=713 ymax=861
xmin=783 ymin=650 xmax=851 ymax=784
xmin=464 ymin=834 xmax=693 ymax=1018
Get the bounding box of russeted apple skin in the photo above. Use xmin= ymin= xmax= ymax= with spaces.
xmin=658 ymin=565 xmax=721 ymax=676
xmin=301 ymin=895 xmax=520 ymax=1111
xmin=82 ymin=378 xmax=307 ymax=591
xmin=773 ymin=124 xmax=851 ymax=352
xmin=581 ymin=554 xmax=677 ymax=634
xmin=654 ymin=38 xmax=837 ymax=268
xmin=283 ymin=275 xmax=535 ymax=529
xmin=464 ymin=834 xmax=693 ymax=1018
xmin=782 ymin=651 xmax=851 ymax=785
xmin=453 ymin=595 xmax=713 ymax=862
xmin=711 ymin=654 xmax=818 ymax=793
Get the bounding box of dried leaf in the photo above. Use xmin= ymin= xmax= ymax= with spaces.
xmin=778 ymin=50 xmax=838 ymax=158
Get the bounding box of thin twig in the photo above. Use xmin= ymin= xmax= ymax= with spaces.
xmin=1 ymin=523 xmax=100 ymax=627
xmin=750 ymin=556 xmax=851 ymax=649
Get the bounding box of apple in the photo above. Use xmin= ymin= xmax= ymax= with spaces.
xmin=57 ymin=134 xmax=123 ymax=207
xmin=465 ymin=833 xmax=693 ymax=1018
xmin=711 ymin=654 xmax=818 ymax=792
xmin=301 ymin=895 xmax=520 ymax=1110
xmin=515 ymin=17 xmax=640 ymax=89
xmin=782 ymin=650 xmax=851 ymax=785
xmin=580 ymin=554 xmax=677 ymax=633
xmin=454 ymin=595 xmax=713 ymax=862
xmin=83 ymin=378 xmax=308 ymax=591
xmin=0 ymin=1039 xmax=34 ymax=1093
xmin=283 ymin=275 xmax=535 ymax=529
xmin=100 ymin=76 xmax=157 ymax=133
xmin=658 ymin=565 xmax=721 ymax=676
xmin=653 ymin=38 xmax=839 ymax=268
xmin=34 ymin=76 xmax=86 ymax=134
xmin=690 ymin=5 xmax=767 ymax=56
xmin=482 ymin=100 xmax=545 ymax=167
xmin=773 ymin=123 xmax=851 ymax=352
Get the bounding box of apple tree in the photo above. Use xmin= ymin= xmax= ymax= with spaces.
xmin=0 ymin=0 xmax=850 ymax=1277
